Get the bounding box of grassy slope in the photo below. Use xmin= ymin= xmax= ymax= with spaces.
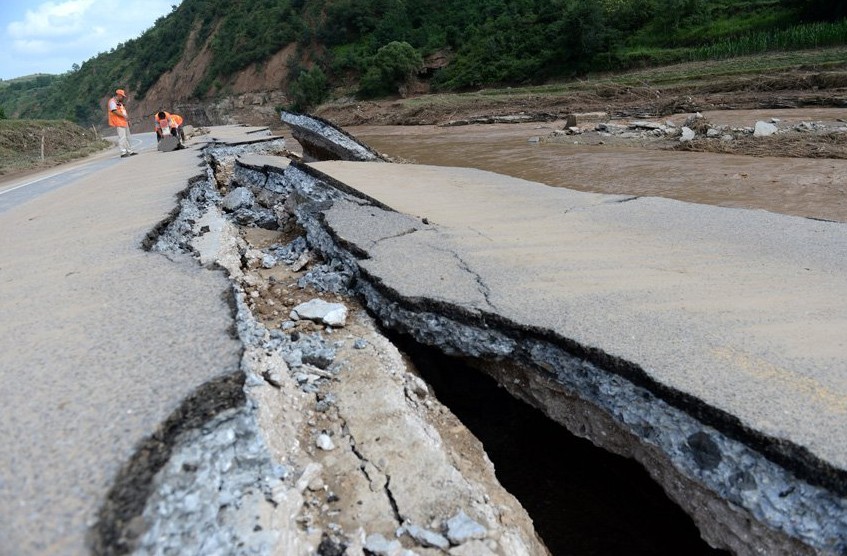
xmin=0 ymin=120 xmax=111 ymax=175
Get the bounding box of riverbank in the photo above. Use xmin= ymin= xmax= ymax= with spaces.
xmin=349 ymin=108 xmax=847 ymax=224
xmin=315 ymin=48 xmax=847 ymax=127
xmin=310 ymin=48 xmax=847 ymax=165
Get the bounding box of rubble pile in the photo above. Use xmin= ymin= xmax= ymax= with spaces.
xmin=546 ymin=111 xmax=847 ymax=145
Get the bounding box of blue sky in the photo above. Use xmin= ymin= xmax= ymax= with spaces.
xmin=0 ymin=0 xmax=180 ymax=80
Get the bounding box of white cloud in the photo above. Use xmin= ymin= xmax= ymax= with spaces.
xmin=1 ymin=0 xmax=176 ymax=78
xmin=12 ymin=39 xmax=53 ymax=55
xmin=8 ymin=0 xmax=96 ymax=39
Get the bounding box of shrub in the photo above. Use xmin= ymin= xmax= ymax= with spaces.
xmin=357 ymin=41 xmax=423 ymax=98
xmin=288 ymin=66 xmax=329 ymax=112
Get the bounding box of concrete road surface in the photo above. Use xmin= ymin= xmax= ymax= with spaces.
xmin=308 ymin=160 xmax=847 ymax=480
xmin=0 ymin=133 xmax=241 ymax=554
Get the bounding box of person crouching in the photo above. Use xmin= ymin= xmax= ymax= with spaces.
xmin=154 ymin=111 xmax=186 ymax=143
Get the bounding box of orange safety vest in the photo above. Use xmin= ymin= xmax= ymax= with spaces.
xmin=155 ymin=112 xmax=183 ymax=132
xmin=107 ymin=97 xmax=128 ymax=128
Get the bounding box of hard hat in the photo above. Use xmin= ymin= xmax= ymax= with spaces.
xmin=115 ymin=89 xmax=126 ymax=96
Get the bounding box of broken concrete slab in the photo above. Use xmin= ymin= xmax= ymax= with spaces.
xmin=231 ymin=156 xmax=847 ymax=555
xmin=280 ymin=111 xmax=388 ymax=162
xmin=157 ymin=134 xmax=181 ymax=152
xmin=0 ymin=134 xmax=243 ymax=555
xmin=115 ymin=136 xmax=550 ymax=556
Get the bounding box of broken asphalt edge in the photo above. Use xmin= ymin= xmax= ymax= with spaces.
xmin=88 ymin=135 xmax=546 ymax=556
xmin=86 ymin=139 xmax=284 ymax=556
xmin=234 ymin=155 xmax=847 ymax=554
xmin=86 ymin=128 xmax=846 ymax=555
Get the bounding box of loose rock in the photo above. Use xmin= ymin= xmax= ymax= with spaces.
xmin=222 ymin=187 xmax=255 ymax=211
xmin=754 ymin=121 xmax=778 ymax=137
xmin=316 ymin=433 xmax=335 ymax=451
xmin=397 ymin=522 xmax=450 ymax=549
xmin=446 ymin=511 xmax=487 ymax=545
xmin=291 ymin=299 xmax=349 ymax=327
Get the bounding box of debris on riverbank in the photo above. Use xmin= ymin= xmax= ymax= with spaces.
xmin=541 ymin=111 xmax=847 ymax=159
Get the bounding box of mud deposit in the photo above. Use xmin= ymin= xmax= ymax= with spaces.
xmin=350 ymin=108 xmax=847 ymax=223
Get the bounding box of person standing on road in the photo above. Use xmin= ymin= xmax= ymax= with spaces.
xmin=107 ymin=89 xmax=137 ymax=157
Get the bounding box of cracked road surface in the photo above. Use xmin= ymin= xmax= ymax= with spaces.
xmin=0 ymin=134 xmax=241 ymax=554
xmin=307 ymin=160 xmax=847 ymax=483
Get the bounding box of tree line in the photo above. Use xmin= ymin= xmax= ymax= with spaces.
xmin=0 ymin=0 xmax=843 ymax=124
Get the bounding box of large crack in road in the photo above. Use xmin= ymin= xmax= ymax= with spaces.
xmin=93 ymin=122 xmax=847 ymax=555
xmin=93 ymin=134 xmax=546 ymax=556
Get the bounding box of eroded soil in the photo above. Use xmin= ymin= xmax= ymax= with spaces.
xmin=346 ymin=108 xmax=847 ymax=223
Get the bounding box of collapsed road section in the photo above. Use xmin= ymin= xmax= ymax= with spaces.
xmin=99 ymin=120 xmax=847 ymax=555
xmin=96 ymin=129 xmax=548 ymax=555
xmin=261 ymin=115 xmax=845 ymax=555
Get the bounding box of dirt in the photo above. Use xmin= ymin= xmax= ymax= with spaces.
xmin=315 ymin=68 xmax=847 ymax=128
xmin=209 ymin=203 xmax=547 ymax=554
xmin=310 ymin=66 xmax=847 ymax=163
xmin=0 ymin=120 xmax=110 ymax=176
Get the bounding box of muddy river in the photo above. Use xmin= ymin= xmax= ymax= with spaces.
xmin=350 ymin=109 xmax=847 ymax=223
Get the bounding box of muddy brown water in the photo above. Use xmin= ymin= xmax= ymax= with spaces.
xmin=350 ymin=108 xmax=847 ymax=223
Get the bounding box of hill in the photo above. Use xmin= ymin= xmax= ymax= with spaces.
xmin=0 ymin=0 xmax=845 ymax=128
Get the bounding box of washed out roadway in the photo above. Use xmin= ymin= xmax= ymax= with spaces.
xmin=304 ymin=160 xmax=847 ymax=482
xmin=0 ymin=130 xmax=248 ymax=554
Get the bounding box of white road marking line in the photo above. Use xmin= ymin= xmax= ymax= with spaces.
xmin=0 ymin=171 xmax=67 ymax=196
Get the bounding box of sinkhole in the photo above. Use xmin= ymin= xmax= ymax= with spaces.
xmin=390 ymin=333 xmax=729 ymax=556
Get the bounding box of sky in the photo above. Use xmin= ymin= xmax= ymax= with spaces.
xmin=0 ymin=0 xmax=180 ymax=80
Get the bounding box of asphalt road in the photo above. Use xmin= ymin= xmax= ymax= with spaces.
xmin=308 ymin=160 xmax=847 ymax=476
xmin=0 ymin=132 xmax=154 ymax=213
xmin=0 ymin=132 xmax=241 ymax=554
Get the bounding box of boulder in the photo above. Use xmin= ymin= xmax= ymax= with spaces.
xmin=679 ymin=127 xmax=696 ymax=142
xmin=753 ymin=121 xmax=778 ymax=137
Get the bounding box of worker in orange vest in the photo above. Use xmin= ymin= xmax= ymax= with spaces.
xmin=107 ymin=89 xmax=136 ymax=157
xmin=154 ymin=111 xmax=186 ymax=143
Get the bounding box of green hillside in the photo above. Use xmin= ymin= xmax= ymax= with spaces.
xmin=0 ymin=0 xmax=844 ymax=125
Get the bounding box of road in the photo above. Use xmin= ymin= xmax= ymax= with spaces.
xmin=0 ymin=131 xmax=241 ymax=555
xmin=0 ymin=133 xmax=154 ymax=213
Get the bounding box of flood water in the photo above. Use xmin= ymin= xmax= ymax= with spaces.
xmin=350 ymin=112 xmax=847 ymax=223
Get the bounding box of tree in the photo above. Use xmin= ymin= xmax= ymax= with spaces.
xmin=358 ymin=41 xmax=423 ymax=98
xmin=288 ymin=66 xmax=329 ymax=112
xmin=0 ymin=106 xmax=6 ymax=119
